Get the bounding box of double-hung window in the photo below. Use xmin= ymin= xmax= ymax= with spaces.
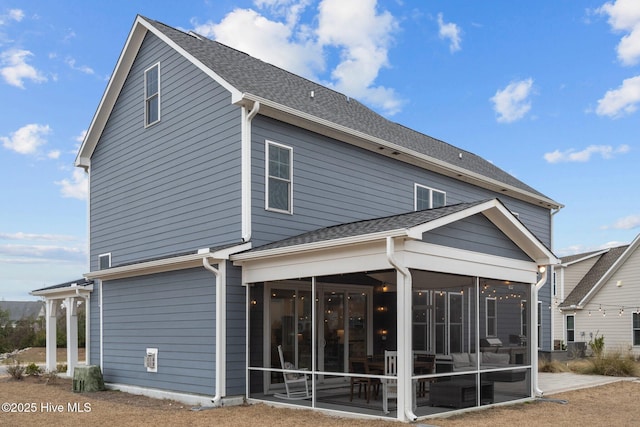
xmin=633 ymin=313 xmax=640 ymax=346
xmin=415 ymin=184 xmax=446 ymax=210
xmin=566 ymin=314 xmax=575 ymax=342
xmin=145 ymin=63 xmax=160 ymax=126
xmin=266 ymin=141 xmax=293 ymax=213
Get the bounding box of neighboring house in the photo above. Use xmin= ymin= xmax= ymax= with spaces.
xmin=32 ymin=16 xmax=562 ymax=422
xmin=0 ymin=301 xmax=45 ymax=328
xmin=554 ymin=234 xmax=640 ymax=357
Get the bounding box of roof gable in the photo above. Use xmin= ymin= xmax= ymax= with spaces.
xmin=233 ymin=198 xmax=558 ymax=265
xmin=560 ymin=235 xmax=640 ymax=308
xmin=76 ymin=15 xmax=560 ymax=210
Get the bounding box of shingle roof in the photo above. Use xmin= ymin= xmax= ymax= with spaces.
xmin=250 ymin=200 xmax=489 ymax=252
xmin=559 ymin=245 xmax=629 ymax=308
xmin=143 ymin=17 xmax=556 ymax=205
xmin=31 ymin=278 xmax=94 ymax=293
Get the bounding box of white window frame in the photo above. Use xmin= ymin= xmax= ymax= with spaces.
xmin=566 ymin=314 xmax=575 ymax=343
xmin=485 ymin=297 xmax=497 ymax=337
xmin=537 ymin=301 xmax=542 ymax=349
xmin=414 ymin=183 xmax=446 ymax=211
xmin=265 ymin=140 xmax=293 ymax=214
xmin=144 ymin=62 xmax=161 ymax=127
xmin=98 ymin=253 xmax=111 ymax=270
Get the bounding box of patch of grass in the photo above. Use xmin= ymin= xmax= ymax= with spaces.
xmin=571 ymin=350 xmax=639 ymax=377
xmin=538 ymin=358 xmax=570 ymax=373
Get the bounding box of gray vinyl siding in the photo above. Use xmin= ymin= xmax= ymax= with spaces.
xmin=89 ymin=283 xmax=101 ymax=366
xmin=250 ymin=116 xmax=551 ymax=250
xmin=89 ymin=32 xmax=242 ymax=271
xmin=101 ymin=268 xmax=216 ymax=396
xmin=225 ymin=262 xmax=246 ymax=396
xmin=424 ymin=214 xmax=531 ymax=261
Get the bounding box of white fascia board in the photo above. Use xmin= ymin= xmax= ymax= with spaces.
xmin=238 ymin=93 xmax=562 ymax=210
xmin=76 ymin=16 xmax=243 ymax=166
xmin=561 ymin=249 xmax=610 ymax=267
xmin=76 ymin=17 xmax=147 ymax=168
xmin=231 ymin=229 xmax=408 ymax=262
xmin=30 ymin=284 xmax=94 ymax=298
xmin=85 ymin=243 xmax=251 ymax=281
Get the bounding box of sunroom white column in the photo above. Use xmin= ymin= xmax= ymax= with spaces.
xmin=66 ymin=296 xmax=78 ymax=377
xmin=45 ymin=299 xmax=58 ymax=372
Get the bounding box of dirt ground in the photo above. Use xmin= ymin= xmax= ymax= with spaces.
xmin=2 ymin=349 xmax=640 ymax=426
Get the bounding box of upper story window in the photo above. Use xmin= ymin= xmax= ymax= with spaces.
xmin=266 ymin=141 xmax=293 ymax=214
xmin=415 ymin=184 xmax=446 ymax=210
xmin=144 ymin=63 xmax=160 ymax=126
xmin=99 ymin=253 xmax=111 ymax=270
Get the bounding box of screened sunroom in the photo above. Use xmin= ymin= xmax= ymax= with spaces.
xmin=232 ymin=200 xmax=558 ymax=422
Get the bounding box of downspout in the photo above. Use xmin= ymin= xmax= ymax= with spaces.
xmin=532 ymin=266 xmax=548 ymax=397
xmin=241 ymin=101 xmax=261 ymax=243
xmin=203 ymin=256 xmax=226 ymax=406
xmin=386 ymin=236 xmax=418 ymax=422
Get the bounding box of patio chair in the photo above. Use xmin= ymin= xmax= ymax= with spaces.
xmin=382 ymin=350 xmax=398 ymax=414
xmin=349 ymin=358 xmax=380 ymax=403
xmin=415 ymin=353 xmax=435 ymax=397
xmin=275 ymin=345 xmax=311 ymax=400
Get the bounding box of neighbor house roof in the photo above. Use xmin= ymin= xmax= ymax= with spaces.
xmin=76 ymin=15 xmax=561 ymax=211
xmin=559 ymin=240 xmax=636 ymax=309
xmin=0 ymin=301 xmax=45 ymax=322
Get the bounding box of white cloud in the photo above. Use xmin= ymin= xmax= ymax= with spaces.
xmin=437 ymin=13 xmax=462 ymax=53
xmin=604 ymin=214 xmax=640 ymax=230
xmin=544 ymin=144 xmax=630 ymax=163
xmin=47 ymin=149 xmax=61 ymax=159
xmin=0 ymin=49 xmax=47 ymax=88
xmin=192 ymin=0 xmax=403 ymax=115
xmin=65 ymin=57 xmax=94 ymax=75
xmin=0 ymin=232 xmax=76 ymax=241
xmin=317 ymin=0 xmax=402 ymax=114
xmin=0 ymin=243 xmax=85 ymax=262
xmin=0 ymin=8 xmax=24 ymax=25
xmin=490 ymin=78 xmax=534 ymax=123
xmin=1 ymin=123 xmax=51 ymax=155
xmin=596 ymin=75 xmax=640 ymax=117
xmin=192 ymin=7 xmax=322 ymax=81
xmin=597 ymin=0 xmax=640 ymax=66
xmin=55 ymin=169 xmax=88 ymax=200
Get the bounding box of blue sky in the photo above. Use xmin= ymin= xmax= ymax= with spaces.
xmin=1 ymin=0 xmax=639 ymax=300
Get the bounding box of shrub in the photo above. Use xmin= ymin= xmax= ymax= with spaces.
xmin=7 ymin=361 xmax=25 ymax=380
xmin=56 ymin=363 xmax=67 ymax=373
xmin=25 ymin=362 xmax=42 ymax=376
xmin=43 ymin=370 xmax=58 ymax=385
xmin=572 ymin=350 xmax=639 ymax=377
xmin=538 ymin=358 xmax=570 ymax=373
xmin=589 ymin=333 xmax=605 ymax=358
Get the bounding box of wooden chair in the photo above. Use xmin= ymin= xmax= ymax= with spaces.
xmin=349 ymin=358 xmax=380 ymax=403
xmin=415 ymin=353 xmax=435 ymax=397
xmin=275 ymin=345 xmax=311 ymax=400
xmin=382 ymin=350 xmax=398 ymax=414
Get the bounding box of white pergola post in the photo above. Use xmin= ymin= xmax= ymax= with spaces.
xmin=66 ymin=296 xmax=79 ymax=377
xmin=45 ymin=299 xmax=58 ymax=372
